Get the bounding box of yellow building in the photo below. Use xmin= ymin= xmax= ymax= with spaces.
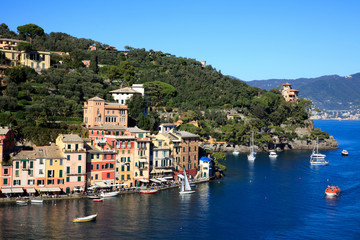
xmin=0 ymin=38 xmax=51 ymax=72
xmin=43 ymin=144 xmax=66 ymax=193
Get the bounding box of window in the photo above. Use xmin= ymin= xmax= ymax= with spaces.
xmin=195 ymin=146 xmax=197 ymax=151
xmin=78 ymin=166 xmax=81 ymax=173
xmin=96 ymin=164 xmax=99 ymax=170
xmin=121 ymin=166 xmax=124 ymax=171
xmin=40 ymin=159 xmax=44 ymax=164
xmin=95 ymin=174 xmax=98 ymax=180
xmin=60 ymin=159 xmax=63 ymax=166
xmin=28 ymin=180 xmax=34 ymax=185
xmin=30 ymin=161 xmax=33 ymax=168
xmin=39 ymin=169 xmax=43 ymax=174
xmin=50 ymin=159 xmax=53 ymax=166
xmin=78 ymin=176 xmax=81 ymax=182
xmin=107 ymin=173 xmax=110 ymax=178
xmin=121 ymin=175 xmax=124 ymax=180
xmin=127 ymin=174 xmax=130 ymax=179
xmin=4 ymin=168 xmax=8 ymax=175
xmin=13 ymin=180 xmax=21 ymax=185
xmin=22 ymin=161 xmax=26 ymax=169
xmin=28 ymin=170 xmax=33 ymax=177
xmin=67 ymin=144 xmax=71 ymax=150
xmin=140 ymin=170 xmax=143 ymax=176
xmin=3 ymin=178 xmax=8 ymax=185
xmin=183 ymin=147 xmax=185 ymax=152
xmin=37 ymin=180 xmax=44 ymax=185
xmin=91 ymin=164 xmax=94 ymax=170
xmin=59 ymin=170 xmax=63 ymax=178
xmin=47 ymin=179 xmax=54 ymax=185
xmin=66 ymin=177 xmax=70 ymax=182
xmin=127 ymin=157 xmax=130 ymax=162
xmin=194 ymin=155 xmax=197 ymax=161
xmin=78 ymin=155 xmax=82 ymax=160
xmin=127 ymin=166 xmax=130 ymax=171
xmin=15 ymin=170 xmax=19 ymax=177
xmin=67 ymin=155 xmax=70 ymax=160
xmin=66 ymin=167 xmax=70 ymax=174
xmin=48 ymin=170 xmax=54 ymax=178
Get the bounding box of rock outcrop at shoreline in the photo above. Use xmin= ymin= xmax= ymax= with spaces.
xmin=200 ymin=136 xmax=338 ymax=153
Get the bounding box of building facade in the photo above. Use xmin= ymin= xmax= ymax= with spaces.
xmin=110 ymin=84 xmax=144 ymax=105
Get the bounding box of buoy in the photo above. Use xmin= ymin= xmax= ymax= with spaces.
xmin=265 ymin=197 xmax=267 ymax=199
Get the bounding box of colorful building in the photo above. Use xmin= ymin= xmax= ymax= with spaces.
xmin=110 ymin=84 xmax=144 ymax=105
xmin=56 ymin=134 xmax=87 ymax=193
xmin=83 ymin=96 xmax=128 ymax=128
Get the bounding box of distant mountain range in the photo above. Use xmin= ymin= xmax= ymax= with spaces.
xmin=244 ymin=73 xmax=360 ymax=110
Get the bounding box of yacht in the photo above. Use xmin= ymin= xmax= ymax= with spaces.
xmin=310 ymin=137 xmax=328 ymax=166
xmin=247 ymin=132 xmax=256 ymax=161
xmin=269 ymin=150 xmax=277 ymax=158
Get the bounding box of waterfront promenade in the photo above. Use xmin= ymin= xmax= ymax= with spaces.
xmin=0 ymin=178 xmax=209 ymax=204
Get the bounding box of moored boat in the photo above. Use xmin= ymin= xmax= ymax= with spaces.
xmin=180 ymin=168 xmax=195 ymax=194
xmin=269 ymin=150 xmax=277 ymax=158
xmin=232 ymin=151 xmax=240 ymax=155
xmin=310 ymin=137 xmax=328 ymax=166
xmin=325 ymin=186 xmax=341 ymax=197
xmin=139 ymin=189 xmax=158 ymax=194
xmin=16 ymin=200 xmax=28 ymax=205
xmin=100 ymin=191 xmax=119 ymax=198
xmin=88 ymin=195 xmax=100 ymax=199
xmin=73 ymin=213 xmax=98 ymax=223
xmin=247 ymin=132 xmax=256 ymax=161
xmin=31 ymin=199 xmax=43 ymax=204
xmin=93 ymin=198 xmax=104 ymax=202
xmin=341 ymin=150 xmax=348 ymax=156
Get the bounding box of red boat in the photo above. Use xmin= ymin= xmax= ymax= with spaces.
xmin=93 ymin=198 xmax=104 ymax=202
xmin=325 ymin=186 xmax=341 ymax=197
xmin=139 ymin=189 xmax=158 ymax=194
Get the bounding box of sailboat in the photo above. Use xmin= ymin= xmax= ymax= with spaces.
xmin=310 ymin=137 xmax=328 ymax=166
xmin=247 ymin=132 xmax=256 ymax=161
xmin=180 ymin=168 xmax=195 ymax=194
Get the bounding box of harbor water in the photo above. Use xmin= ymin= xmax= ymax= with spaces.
xmin=1 ymin=120 xmax=360 ymax=239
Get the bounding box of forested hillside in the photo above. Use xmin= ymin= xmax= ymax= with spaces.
xmin=0 ymin=23 xmax=324 ymax=147
xmin=247 ymin=73 xmax=360 ymax=110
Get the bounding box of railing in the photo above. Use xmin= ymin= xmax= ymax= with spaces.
xmin=95 ymin=138 xmax=107 ymax=144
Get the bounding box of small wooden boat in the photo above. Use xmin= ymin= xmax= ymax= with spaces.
xmin=93 ymin=198 xmax=104 ymax=202
xmin=73 ymin=213 xmax=98 ymax=223
xmin=31 ymin=199 xmax=44 ymax=204
xmin=139 ymin=189 xmax=158 ymax=194
xmin=325 ymin=186 xmax=341 ymax=197
xmin=341 ymin=150 xmax=348 ymax=156
xmin=16 ymin=200 xmax=28 ymax=205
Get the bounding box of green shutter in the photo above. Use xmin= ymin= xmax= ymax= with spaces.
xmin=59 ymin=170 xmax=63 ymax=177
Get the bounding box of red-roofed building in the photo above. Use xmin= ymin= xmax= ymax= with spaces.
xmin=281 ymin=82 xmax=300 ymax=102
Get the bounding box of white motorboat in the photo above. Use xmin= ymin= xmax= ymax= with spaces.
xmin=232 ymin=151 xmax=240 ymax=155
xmin=269 ymin=150 xmax=277 ymax=158
xmin=73 ymin=213 xmax=98 ymax=223
xmin=100 ymin=191 xmax=119 ymax=198
xmin=16 ymin=200 xmax=28 ymax=205
xmin=31 ymin=199 xmax=43 ymax=204
xmin=180 ymin=168 xmax=195 ymax=194
xmin=341 ymin=150 xmax=348 ymax=156
xmin=247 ymin=132 xmax=256 ymax=161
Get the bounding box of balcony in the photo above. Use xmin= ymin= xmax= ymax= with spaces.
xmin=95 ymin=138 xmax=107 ymax=144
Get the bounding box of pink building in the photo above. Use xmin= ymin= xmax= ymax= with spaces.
xmin=83 ymin=96 xmax=128 ymax=128
xmin=0 ymin=127 xmax=15 ymax=153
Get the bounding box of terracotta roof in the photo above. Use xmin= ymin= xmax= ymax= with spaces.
xmin=12 ymin=145 xmax=65 ymax=160
xmin=282 ymin=82 xmax=292 ymax=86
xmin=89 ymin=124 xmax=126 ymax=130
xmin=88 ymin=96 xmax=104 ymax=101
xmin=290 ymin=89 xmax=299 ymax=92
xmin=110 ymin=87 xmax=141 ymax=94
xmin=127 ymin=127 xmax=148 ymax=133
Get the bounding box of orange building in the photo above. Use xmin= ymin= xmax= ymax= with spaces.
xmin=281 ymin=82 xmax=300 ymax=102
xmin=83 ymin=96 xmax=128 ymax=128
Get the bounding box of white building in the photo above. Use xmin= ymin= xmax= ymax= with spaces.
xmin=198 ymin=156 xmax=214 ymax=179
xmin=110 ymin=84 xmax=144 ymax=105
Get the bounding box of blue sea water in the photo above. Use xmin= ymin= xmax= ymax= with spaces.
xmin=1 ymin=120 xmax=360 ymax=239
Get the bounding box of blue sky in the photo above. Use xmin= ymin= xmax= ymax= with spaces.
xmin=1 ymin=0 xmax=359 ymax=81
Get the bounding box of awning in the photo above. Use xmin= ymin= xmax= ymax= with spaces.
xmin=177 ymin=174 xmax=184 ymax=179
xmin=139 ymin=159 xmax=147 ymax=163
xmin=163 ymin=176 xmax=173 ymax=179
xmin=95 ymin=182 xmax=108 ymax=188
xmin=157 ymin=178 xmax=167 ymax=182
xmin=151 ymin=168 xmax=160 ymax=174
xmin=26 ymin=188 xmax=36 ymax=193
xmin=47 ymin=187 xmax=61 ymax=192
xmin=139 ymin=179 xmax=149 ymax=183
xmin=12 ymin=188 xmax=24 ymax=193
xmin=162 ymin=169 xmax=173 ymax=173
xmin=1 ymin=189 xmax=12 ymax=193
xmin=39 ymin=187 xmax=48 ymax=192
xmin=150 ymin=178 xmax=161 ymax=183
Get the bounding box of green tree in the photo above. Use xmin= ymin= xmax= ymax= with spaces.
xmin=144 ymin=81 xmax=177 ymax=107
xmin=17 ymin=24 xmax=44 ymax=43
xmin=90 ymin=55 xmax=99 ymax=74
xmin=126 ymin=95 xmax=147 ymax=119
